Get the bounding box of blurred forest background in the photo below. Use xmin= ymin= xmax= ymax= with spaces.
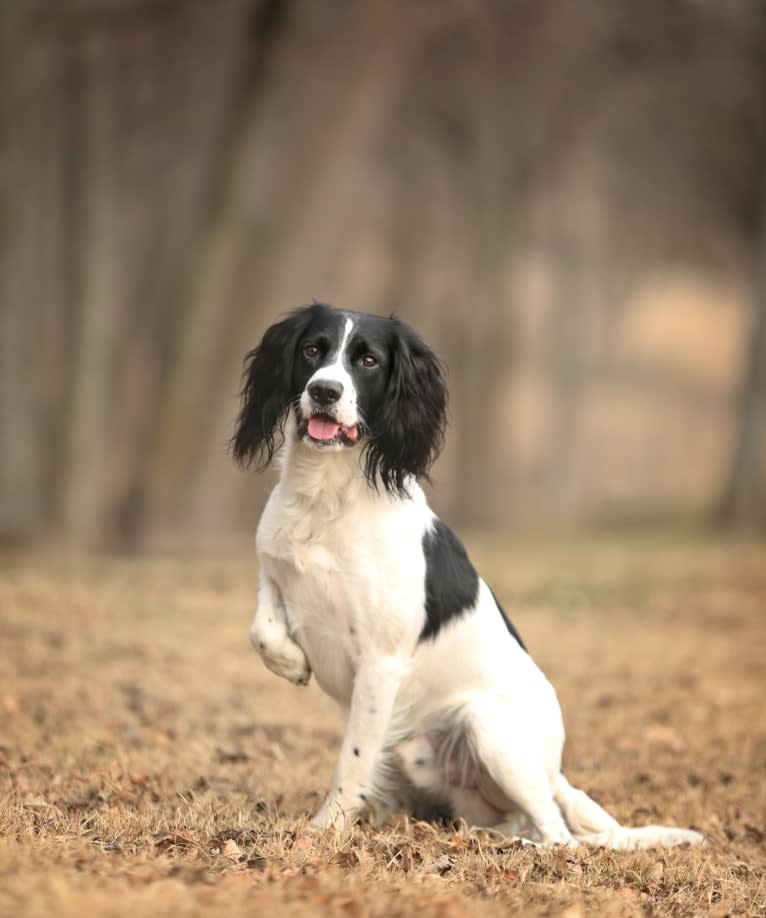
xmin=2 ymin=0 xmax=766 ymax=549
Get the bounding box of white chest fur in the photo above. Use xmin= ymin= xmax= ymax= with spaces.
xmin=256 ymin=442 xmax=429 ymax=704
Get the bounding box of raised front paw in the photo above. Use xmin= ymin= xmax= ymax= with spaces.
xmin=250 ymin=626 xmax=311 ymax=686
xmin=266 ymin=652 xmax=311 ymax=686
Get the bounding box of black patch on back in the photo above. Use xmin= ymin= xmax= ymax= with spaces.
xmin=419 ymin=520 xmax=480 ymax=642
xmin=489 ymin=586 xmax=528 ymax=653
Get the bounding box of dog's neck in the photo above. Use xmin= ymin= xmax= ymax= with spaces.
xmin=278 ymin=415 xmax=367 ymax=516
xmin=277 ymin=415 xmax=421 ymax=533
xmin=270 ymin=416 xmax=424 ymax=554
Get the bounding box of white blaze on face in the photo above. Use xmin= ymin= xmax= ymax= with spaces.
xmin=300 ymin=317 xmax=359 ymax=431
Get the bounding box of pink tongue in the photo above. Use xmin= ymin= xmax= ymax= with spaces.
xmin=308 ymin=416 xmax=341 ymax=441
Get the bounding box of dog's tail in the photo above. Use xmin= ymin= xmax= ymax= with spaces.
xmin=554 ymin=774 xmax=705 ymax=850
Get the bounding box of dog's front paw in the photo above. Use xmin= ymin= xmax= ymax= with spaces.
xmin=265 ymin=651 xmax=311 ymax=686
xmin=251 ymin=627 xmax=312 ymax=686
xmin=310 ymin=795 xmax=360 ymax=832
xmin=262 ymin=650 xmax=312 ymax=686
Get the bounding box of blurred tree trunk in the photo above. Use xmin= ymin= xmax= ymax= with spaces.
xmin=0 ymin=0 xmax=41 ymax=542
xmin=58 ymin=29 xmax=122 ymax=544
xmin=719 ymin=187 xmax=766 ymax=529
xmin=1 ymin=0 xmax=765 ymax=546
xmin=102 ymin=0 xmax=256 ymax=543
xmin=16 ymin=0 xmax=256 ymax=545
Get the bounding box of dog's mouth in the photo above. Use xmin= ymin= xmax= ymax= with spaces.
xmin=298 ymin=412 xmax=360 ymax=447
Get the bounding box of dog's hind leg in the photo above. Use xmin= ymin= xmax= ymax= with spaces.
xmin=396 ymin=715 xmax=565 ymax=842
xmin=395 ymin=734 xmax=504 ymax=828
xmin=462 ymin=695 xmax=573 ymax=846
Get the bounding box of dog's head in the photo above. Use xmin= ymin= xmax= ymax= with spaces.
xmin=232 ymin=303 xmax=447 ymax=495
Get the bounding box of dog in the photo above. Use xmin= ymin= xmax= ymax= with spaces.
xmin=232 ymin=302 xmax=704 ymax=849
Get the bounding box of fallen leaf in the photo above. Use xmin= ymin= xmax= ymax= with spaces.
xmin=426 ymin=854 xmax=453 ymax=875
xmin=552 ymin=852 xmax=582 ymax=878
xmin=223 ymin=839 xmax=242 ymax=861
xmin=23 ymin=794 xmax=49 ymax=808
xmin=568 ymin=860 xmax=584 ymax=878
xmin=330 ymin=850 xmax=359 ymax=868
xmin=613 ymin=736 xmax=640 ymax=752
xmin=645 ymin=860 xmax=664 ymax=886
xmin=643 ymin=724 xmax=686 ymax=752
xmin=245 ymin=854 xmax=267 ymax=871
xmin=154 ymin=832 xmax=197 ymax=853
xmin=293 ymin=834 xmax=315 ymax=853
xmin=2 ymin=695 xmax=19 ymax=715
xmin=108 ymin=760 xmax=123 ymax=780
xmin=14 ymin=772 xmax=30 ymax=793
xmin=296 ymin=875 xmax=320 ymax=891
xmin=216 ymin=747 xmax=251 ymax=764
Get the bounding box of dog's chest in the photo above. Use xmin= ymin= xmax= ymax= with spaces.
xmin=257 ymin=486 xmax=429 ymax=704
xmin=257 ymin=506 xmax=373 ymax=703
xmin=267 ymin=537 xmax=367 ymax=704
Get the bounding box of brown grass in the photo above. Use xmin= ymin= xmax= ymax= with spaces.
xmin=1 ymin=534 xmax=765 ymax=917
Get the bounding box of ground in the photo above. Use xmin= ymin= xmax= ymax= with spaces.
xmin=1 ymin=533 xmax=765 ymax=917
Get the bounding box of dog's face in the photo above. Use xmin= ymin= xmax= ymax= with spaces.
xmin=293 ymin=309 xmax=391 ymax=452
xmin=233 ymin=303 xmax=446 ymax=494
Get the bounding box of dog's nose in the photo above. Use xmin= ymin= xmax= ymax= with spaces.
xmin=308 ymin=380 xmax=343 ymax=406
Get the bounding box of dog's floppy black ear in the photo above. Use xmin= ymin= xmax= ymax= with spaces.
xmin=363 ymin=320 xmax=447 ymax=496
xmin=232 ymin=308 xmax=311 ymax=468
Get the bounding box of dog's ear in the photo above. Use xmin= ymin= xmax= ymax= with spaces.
xmin=363 ymin=321 xmax=447 ymax=495
xmin=232 ymin=308 xmax=312 ymax=469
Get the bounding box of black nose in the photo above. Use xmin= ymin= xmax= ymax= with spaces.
xmin=308 ymin=380 xmax=343 ymax=406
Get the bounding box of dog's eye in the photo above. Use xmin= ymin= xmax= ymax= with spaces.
xmin=359 ymin=355 xmax=378 ymax=368
xmin=303 ymin=344 xmax=320 ymax=359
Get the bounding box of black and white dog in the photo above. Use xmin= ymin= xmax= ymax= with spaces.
xmin=233 ymin=303 xmax=703 ymax=849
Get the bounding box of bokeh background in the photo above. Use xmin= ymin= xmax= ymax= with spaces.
xmin=2 ymin=0 xmax=766 ymax=549
xmin=3 ymin=8 xmax=766 ymax=914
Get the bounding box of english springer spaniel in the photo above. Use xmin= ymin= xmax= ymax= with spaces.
xmin=232 ymin=303 xmax=703 ymax=849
